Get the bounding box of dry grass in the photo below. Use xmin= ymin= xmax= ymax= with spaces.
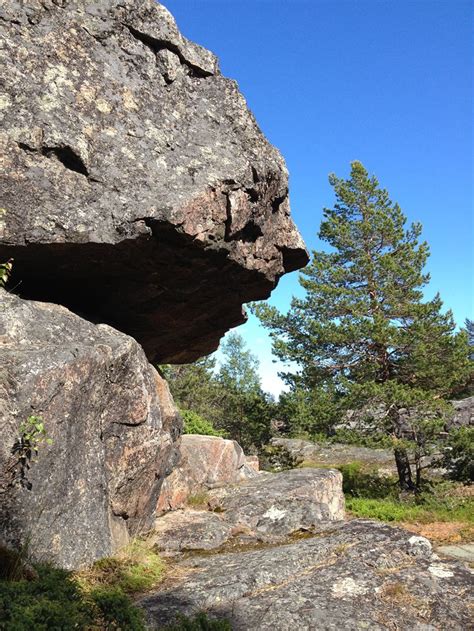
xmin=400 ymin=520 xmax=474 ymax=544
xmin=186 ymin=491 xmax=211 ymax=509
xmin=75 ymin=539 xmax=165 ymax=595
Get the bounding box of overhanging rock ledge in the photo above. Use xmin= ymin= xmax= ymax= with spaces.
xmin=0 ymin=0 xmax=308 ymax=363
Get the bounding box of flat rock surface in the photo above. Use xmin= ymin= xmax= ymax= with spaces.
xmin=437 ymin=543 xmax=474 ymax=563
xmin=0 ymin=0 xmax=307 ymax=363
xmin=151 ymin=510 xmax=232 ymax=555
xmin=140 ymin=520 xmax=474 ymax=630
xmin=153 ymin=468 xmax=344 ymax=554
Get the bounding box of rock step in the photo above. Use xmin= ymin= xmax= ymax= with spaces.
xmin=153 ymin=468 xmax=345 ymax=555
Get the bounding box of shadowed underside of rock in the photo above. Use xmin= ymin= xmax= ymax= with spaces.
xmin=0 ymin=0 xmax=308 ymax=363
xmin=140 ymin=520 xmax=474 ymax=630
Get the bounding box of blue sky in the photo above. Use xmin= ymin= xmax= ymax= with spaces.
xmin=163 ymin=0 xmax=473 ymax=396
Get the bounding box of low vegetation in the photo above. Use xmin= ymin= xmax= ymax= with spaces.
xmin=181 ymin=409 xmax=227 ymax=438
xmin=338 ymin=462 xmax=474 ymax=541
xmin=0 ymin=540 xmax=165 ymax=631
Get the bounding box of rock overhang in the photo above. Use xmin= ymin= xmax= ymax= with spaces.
xmin=0 ymin=0 xmax=308 ymax=362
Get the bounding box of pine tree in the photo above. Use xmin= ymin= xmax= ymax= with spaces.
xmin=216 ymin=333 xmax=273 ymax=449
xmin=256 ymin=161 xmax=471 ymax=490
xmin=465 ymin=318 xmax=474 ymax=360
xmin=162 ymin=334 xmax=273 ymax=448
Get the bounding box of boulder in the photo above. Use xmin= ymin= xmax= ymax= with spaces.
xmin=449 ymin=397 xmax=474 ymax=429
xmin=156 ymin=434 xmax=258 ymax=513
xmin=140 ymin=520 xmax=474 ymax=630
xmin=269 ymin=437 xmax=395 ymax=471
xmin=0 ymin=290 xmax=181 ymax=569
xmin=0 ymin=0 xmax=308 ymax=364
xmin=153 ymin=468 xmax=344 ymax=554
xmin=206 ymin=468 xmax=345 ymax=541
xmin=151 ymin=510 xmax=233 ymax=555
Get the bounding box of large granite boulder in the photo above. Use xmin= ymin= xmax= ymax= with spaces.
xmin=140 ymin=520 xmax=474 ymax=630
xmin=156 ymin=434 xmax=258 ymax=513
xmin=0 ymin=290 xmax=181 ymax=569
xmin=0 ymin=0 xmax=308 ymax=364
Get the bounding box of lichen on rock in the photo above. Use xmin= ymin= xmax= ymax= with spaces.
xmin=0 ymin=0 xmax=308 ymax=364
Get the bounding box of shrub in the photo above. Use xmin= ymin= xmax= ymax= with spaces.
xmin=0 ymin=565 xmax=92 ymax=631
xmin=181 ymin=409 xmax=227 ymax=438
xmin=0 ymin=540 xmax=164 ymax=630
xmin=442 ymin=427 xmax=474 ymax=483
xmin=338 ymin=462 xmax=397 ymax=499
xmin=90 ymin=586 xmax=145 ymax=630
xmin=78 ymin=539 xmax=165 ymax=594
xmin=332 ymin=428 xmax=394 ymax=449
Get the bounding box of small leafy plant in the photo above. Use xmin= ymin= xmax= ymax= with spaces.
xmin=0 ymin=258 xmax=13 ymax=288
xmin=10 ymin=416 xmax=53 ymax=490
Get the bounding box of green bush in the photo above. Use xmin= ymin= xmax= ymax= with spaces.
xmin=181 ymin=409 xmax=227 ymax=438
xmin=0 ymin=565 xmax=92 ymax=631
xmin=162 ymin=612 xmax=232 ymax=630
xmin=0 ymin=541 xmax=160 ymax=631
xmin=332 ymin=428 xmax=394 ymax=449
xmin=90 ymin=586 xmax=145 ymax=630
xmin=338 ymin=462 xmax=397 ymax=499
xmin=442 ymin=427 xmax=474 ymax=483
xmin=87 ymin=539 xmax=165 ymax=594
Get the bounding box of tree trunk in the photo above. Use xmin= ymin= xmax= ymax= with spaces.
xmin=394 ymin=447 xmax=416 ymax=491
xmin=415 ymin=450 xmax=422 ymax=490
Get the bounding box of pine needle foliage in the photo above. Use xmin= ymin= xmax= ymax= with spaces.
xmin=256 ymin=161 xmax=472 ymax=490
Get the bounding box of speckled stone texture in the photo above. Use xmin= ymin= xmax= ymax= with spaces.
xmin=153 ymin=467 xmax=345 ymax=556
xmin=0 ymin=291 xmax=181 ymax=569
xmin=156 ymin=434 xmax=259 ymax=513
xmin=140 ymin=520 xmax=474 ymax=630
xmin=0 ymin=0 xmax=308 ymax=363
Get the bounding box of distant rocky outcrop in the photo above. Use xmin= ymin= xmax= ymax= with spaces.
xmin=449 ymin=397 xmax=474 ymax=429
xmin=269 ymin=437 xmax=396 ymax=473
xmin=156 ymin=434 xmax=259 ymax=513
xmin=0 ymin=0 xmax=308 ymax=364
xmin=0 ymin=291 xmax=181 ymax=569
xmin=141 ymin=520 xmax=474 ymax=630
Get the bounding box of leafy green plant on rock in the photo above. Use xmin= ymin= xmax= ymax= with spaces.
xmin=10 ymin=416 xmax=53 ymax=490
xmin=0 ymin=258 xmax=12 ymax=289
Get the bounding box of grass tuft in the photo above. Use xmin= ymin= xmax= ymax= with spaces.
xmin=76 ymin=539 xmax=165 ymax=595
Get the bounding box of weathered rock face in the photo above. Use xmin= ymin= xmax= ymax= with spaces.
xmin=156 ymin=434 xmax=258 ymax=513
xmin=153 ymin=467 xmax=345 ymax=556
xmin=0 ymin=0 xmax=308 ymax=364
xmin=268 ymin=437 xmax=395 ymax=472
xmin=206 ymin=468 xmax=345 ymax=540
xmin=449 ymin=396 xmax=474 ymax=429
xmin=0 ymin=291 xmax=181 ymax=569
xmin=140 ymin=520 xmax=474 ymax=630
